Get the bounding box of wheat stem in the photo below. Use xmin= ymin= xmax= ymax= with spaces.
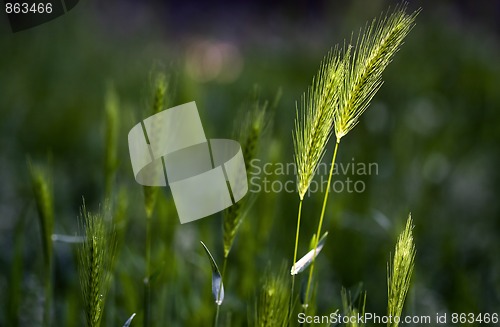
xmin=142 ymin=72 xmax=166 ymax=327
xmin=387 ymin=214 xmax=415 ymax=327
xmin=43 ymin=256 xmax=52 ymax=327
xmin=28 ymin=161 xmax=54 ymax=327
xmin=304 ymin=140 xmax=340 ymax=309
xmin=289 ymin=199 xmax=303 ymax=315
xmin=214 ymin=257 xmax=227 ymax=327
xmin=104 ymin=84 xmax=119 ymax=199
xmin=144 ymin=212 xmax=152 ymax=327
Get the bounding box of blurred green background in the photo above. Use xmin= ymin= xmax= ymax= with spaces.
xmin=1 ymin=0 xmax=499 ymax=326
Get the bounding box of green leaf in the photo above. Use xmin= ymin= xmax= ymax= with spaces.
xmin=123 ymin=313 xmax=136 ymax=327
xmin=291 ymin=232 xmax=328 ymax=275
xmin=200 ymin=241 xmax=224 ymax=305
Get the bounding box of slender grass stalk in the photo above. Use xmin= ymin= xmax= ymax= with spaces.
xmin=300 ymin=4 xmax=418 ymax=310
xmin=143 ymin=210 xmax=152 ymax=327
xmin=289 ymin=199 xmax=302 ymax=309
xmin=291 ymin=46 xmax=348 ymax=315
xmin=28 ymin=161 xmax=54 ymax=327
xmin=104 ymin=83 xmax=119 ymax=198
xmin=214 ymin=306 xmax=220 ymax=327
xmin=341 ymin=287 xmax=367 ymax=327
xmin=223 ymin=98 xmax=268 ymax=258
xmin=200 ymin=241 xmax=225 ymax=326
xmin=387 ymin=214 xmax=416 ymax=327
xmin=103 ymin=83 xmax=122 ymax=326
xmin=8 ymin=206 xmax=29 ymax=327
xmin=215 ymin=258 xmax=228 ymax=327
xmin=219 ymin=96 xmax=269 ymax=326
xmin=143 ymin=72 xmax=168 ymax=327
xmin=303 ymin=140 xmax=339 ymax=309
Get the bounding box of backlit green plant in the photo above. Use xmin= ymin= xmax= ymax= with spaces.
xmin=387 ymin=214 xmax=416 ymax=327
xmin=104 ymin=83 xmax=119 ymax=198
xmin=223 ymin=95 xmax=270 ymax=259
xmin=28 ymin=160 xmax=54 ymax=327
xmin=78 ymin=202 xmax=117 ymax=327
xmin=10 ymin=4 xmax=432 ymax=326
xmin=142 ymin=71 xmax=169 ymax=327
xmin=290 ymin=4 xmax=419 ymax=310
xmin=254 ymin=265 xmax=290 ymax=327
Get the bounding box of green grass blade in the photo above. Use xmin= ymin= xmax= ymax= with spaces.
xmin=201 ymin=241 xmax=225 ymax=305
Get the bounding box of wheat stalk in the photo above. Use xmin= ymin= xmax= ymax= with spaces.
xmin=290 ymin=45 xmax=349 ymax=312
xmin=223 ymin=97 xmax=268 ymax=258
xmin=143 ymin=71 xmax=169 ymax=327
xmin=301 ymin=5 xmax=419 ymax=311
xmin=28 ymin=160 xmax=54 ymax=327
xmin=28 ymin=161 xmax=54 ymax=270
xmin=143 ymin=72 xmax=168 ymax=219
xmin=104 ymin=83 xmax=119 ymax=198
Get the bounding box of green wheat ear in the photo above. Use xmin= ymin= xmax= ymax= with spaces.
xmin=142 ymin=71 xmax=170 ymax=327
xmin=254 ymin=264 xmax=290 ymax=327
xmin=223 ymin=95 xmax=270 ymax=258
xmin=78 ymin=201 xmax=117 ymax=327
xmin=143 ymin=72 xmax=168 ymax=218
xmin=104 ymin=83 xmax=119 ymax=198
xmin=334 ymin=4 xmax=419 ymax=141
xmin=387 ymin=214 xmax=416 ymax=327
xmin=27 ymin=160 xmax=54 ymax=327
xmin=294 ymin=46 xmax=349 ymax=200
xmin=28 ymin=160 xmax=54 ymax=268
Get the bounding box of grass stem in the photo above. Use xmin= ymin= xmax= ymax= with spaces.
xmin=28 ymin=162 xmax=54 ymax=327
xmin=304 ymin=140 xmax=340 ymax=309
xmin=214 ymin=257 xmax=227 ymax=327
xmin=290 ymin=199 xmax=303 ymax=316
xmin=43 ymin=258 xmax=52 ymax=327
xmin=144 ymin=213 xmax=152 ymax=327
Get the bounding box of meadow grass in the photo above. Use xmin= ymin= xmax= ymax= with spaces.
xmin=216 ymin=93 xmax=272 ymax=326
xmin=28 ymin=161 xmax=54 ymax=327
xmin=104 ymin=84 xmax=120 ymax=199
xmin=223 ymin=96 xmax=269 ymax=259
xmin=253 ymin=264 xmax=290 ymax=327
xmin=290 ymin=4 xmax=419 ymax=312
xmin=341 ymin=287 xmax=367 ymax=327
xmin=16 ymin=5 xmax=422 ymax=327
xmin=290 ymin=45 xmax=347 ymax=308
xmin=78 ymin=202 xmax=117 ymax=327
xmin=142 ymin=72 xmax=168 ymax=327
xmin=387 ymin=215 xmax=416 ymax=327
